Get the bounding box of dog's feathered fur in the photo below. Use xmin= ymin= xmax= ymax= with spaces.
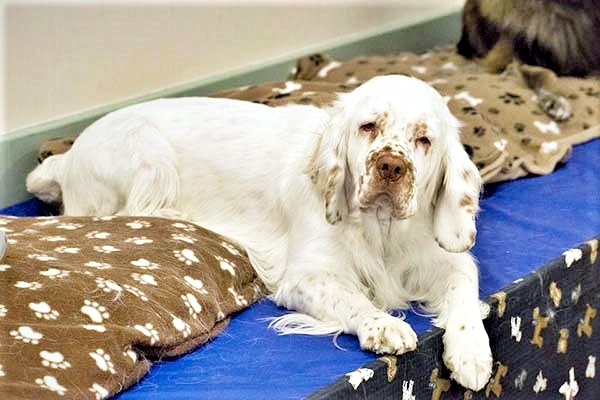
xmin=27 ymin=76 xmax=492 ymax=390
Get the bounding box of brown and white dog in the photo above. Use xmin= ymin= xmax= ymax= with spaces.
xmin=27 ymin=75 xmax=493 ymax=390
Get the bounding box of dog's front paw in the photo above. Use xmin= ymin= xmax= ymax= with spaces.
xmin=537 ymin=89 xmax=571 ymax=121
xmin=443 ymin=320 xmax=493 ymax=391
xmin=356 ymin=313 xmax=418 ymax=355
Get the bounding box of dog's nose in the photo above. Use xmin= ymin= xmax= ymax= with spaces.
xmin=375 ymin=154 xmax=405 ymax=182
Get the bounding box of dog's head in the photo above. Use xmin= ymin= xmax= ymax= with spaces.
xmin=309 ymin=75 xmax=481 ymax=252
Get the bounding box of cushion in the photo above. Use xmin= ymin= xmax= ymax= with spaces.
xmin=0 ymin=215 xmax=264 ymax=399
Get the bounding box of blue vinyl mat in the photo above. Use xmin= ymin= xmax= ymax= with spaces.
xmin=2 ymin=138 xmax=598 ymax=399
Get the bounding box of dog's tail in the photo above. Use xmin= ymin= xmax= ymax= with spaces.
xmin=25 ymin=153 xmax=66 ymax=205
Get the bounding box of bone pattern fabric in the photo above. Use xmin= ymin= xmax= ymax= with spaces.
xmin=0 ymin=215 xmax=264 ymax=400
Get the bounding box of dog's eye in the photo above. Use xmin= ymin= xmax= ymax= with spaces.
xmin=359 ymin=122 xmax=377 ymax=137
xmin=415 ymin=136 xmax=431 ymax=148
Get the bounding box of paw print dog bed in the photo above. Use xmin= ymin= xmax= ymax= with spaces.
xmin=0 ymin=216 xmax=264 ymax=399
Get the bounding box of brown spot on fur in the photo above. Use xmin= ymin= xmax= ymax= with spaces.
xmin=412 ymin=121 xmax=428 ymax=138
xmin=463 ymin=168 xmax=474 ymax=181
xmin=460 ymin=195 xmax=474 ymax=207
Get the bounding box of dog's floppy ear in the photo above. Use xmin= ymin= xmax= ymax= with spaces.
xmin=307 ymin=102 xmax=350 ymax=225
xmin=433 ymin=115 xmax=482 ymax=253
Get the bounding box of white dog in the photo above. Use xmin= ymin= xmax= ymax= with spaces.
xmin=27 ymin=75 xmax=493 ymax=390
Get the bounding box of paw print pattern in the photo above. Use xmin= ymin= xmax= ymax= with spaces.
xmin=0 ymin=304 xmax=7 ymax=318
xmin=0 ymin=363 xmax=4 ymax=377
xmin=39 ymin=268 xmax=70 ymax=279
xmin=124 ymin=236 xmax=153 ymax=245
xmin=228 ymin=287 xmax=248 ymax=306
xmin=215 ymin=255 xmax=236 ymax=276
xmin=184 ymin=276 xmax=209 ymax=294
xmin=40 ymin=350 xmax=71 ymax=369
xmin=173 ymin=249 xmax=199 ymax=265
xmin=172 ymin=222 xmax=197 ymax=232
xmin=220 ymin=241 xmax=242 ymax=256
xmin=89 ymin=348 xmax=116 ymax=374
xmin=126 ymin=220 xmax=151 ymax=229
xmin=130 ymin=258 xmax=160 ymax=270
xmin=39 ymin=236 xmax=67 ymax=242
xmin=84 ymin=261 xmax=113 ymax=270
xmin=0 ymin=264 xmax=11 ymax=272
xmin=53 ymin=246 xmax=80 ymax=254
xmin=85 ymin=231 xmax=111 ymax=239
xmin=56 ymin=222 xmax=84 ymax=230
xmin=172 ymin=315 xmax=192 ymax=338
xmin=93 ymin=245 xmax=120 ymax=254
xmin=15 ymin=281 xmax=43 ymax=290
xmin=171 ymin=233 xmax=197 ymax=244
xmin=123 ymin=284 xmax=148 ymax=301
xmin=123 ymin=349 xmax=138 ymax=363
xmin=89 ymin=383 xmax=110 ymax=400
xmin=10 ymin=326 xmax=44 ymax=344
xmin=95 ymin=277 xmax=123 ymax=294
xmin=35 ymin=375 xmax=67 ymax=396
xmin=27 ymin=254 xmax=58 ymax=262
xmin=81 ymin=300 xmax=110 ymax=323
xmin=32 ymin=218 xmax=59 ymax=226
xmin=29 ymin=302 xmax=60 ymax=320
xmin=134 ymin=323 xmax=160 ymax=345
xmin=92 ymin=216 xmax=116 ymax=221
xmin=499 ymin=92 xmax=525 ymax=105
xmin=131 ymin=273 xmax=157 ymax=286
xmin=181 ymin=293 xmax=203 ymax=319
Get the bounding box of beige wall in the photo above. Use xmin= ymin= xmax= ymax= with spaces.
xmin=2 ymin=1 xmax=463 ymax=134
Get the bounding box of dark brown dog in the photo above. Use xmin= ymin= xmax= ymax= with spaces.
xmin=457 ymin=0 xmax=600 ymax=77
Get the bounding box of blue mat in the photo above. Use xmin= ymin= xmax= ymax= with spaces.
xmin=2 ymin=138 xmax=598 ymax=399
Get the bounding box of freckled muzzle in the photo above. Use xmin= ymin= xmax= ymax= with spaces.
xmin=358 ymin=148 xmax=416 ymax=219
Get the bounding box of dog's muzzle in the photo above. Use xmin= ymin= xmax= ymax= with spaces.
xmin=359 ymin=149 xmax=416 ymax=219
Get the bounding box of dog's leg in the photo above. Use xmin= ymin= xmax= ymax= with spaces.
xmin=427 ymin=253 xmax=493 ymax=391
xmin=272 ymin=271 xmax=418 ymax=355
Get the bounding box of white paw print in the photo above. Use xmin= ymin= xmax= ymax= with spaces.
xmin=89 ymin=383 xmax=110 ymax=400
xmin=134 ymin=323 xmax=160 ymax=345
xmin=53 ymin=246 xmax=80 ymax=254
xmin=0 ymin=363 xmax=5 ymax=377
xmin=173 ymin=249 xmax=199 ymax=265
xmin=39 ymin=236 xmax=67 ymax=242
xmin=92 ymin=216 xmax=116 ymax=221
xmin=93 ymin=245 xmax=120 ymax=254
xmin=172 ymin=222 xmax=197 ymax=232
xmin=85 ymin=231 xmax=111 ymax=239
xmin=0 ymin=304 xmax=7 ymax=318
xmin=181 ymin=293 xmax=203 ymax=319
xmin=126 ymin=220 xmax=151 ymax=229
xmin=123 ymin=284 xmax=148 ymax=301
xmin=29 ymin=301 xmax=60 ymax=320
xmin=184 ymin=276 xmax=209 ymax=294
xmin=14 ymin=281 xmax=43 ymax=290
xmin=123 ymin=349 xmax=138 ymax=363
xmin=27 ymin=254 xmax=57 ymax=262
xmin=172 ymin=315 xmax=192 ymax=338
xmin=84 ymin=261 xmax=113 ymax=270
xmin=35 ymin=375 xmax=67 ymax=396
xmin=10 ymin=325 xmax=43 ymax=344
xmin=171 ymin=233 xmax=197 ymax=244
xmin=215 ymin=255 xmax=236 ymax=276
xmin=125 ymin=236 xmax=153 ymax=245
xmin=228 ymin=287 xmax=248 ymax=306
xmin=95 ymin=277 xmax=123 ymax=294
xmin=33 ymin=218 xmax=59 ymax=226
xmin=130 ymin=258 xmax=160 ymax=270
xmin=0 ymin=264 xmax=11 ymax=272
xmin=131 ymin=273 xmax=157 ymax=286
xmin=82 ymin=324 xmax=107 ymax=333
xmin=220 ymin=241 xmax=242 ymax=256
xmin=0 ymin=227 xmax=13 ymax=233
xmin=56 ymin=222 xmax=84 ymax=230
xmin=40 ymin=350 xmax=71 ymax=369
xmin=81 ymin=300 xmax=110 ymax=323
xmin=40 ymin=268 xmax=70 ymax=279
xmin=89 ymin=348 xmax=116 ymax=374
